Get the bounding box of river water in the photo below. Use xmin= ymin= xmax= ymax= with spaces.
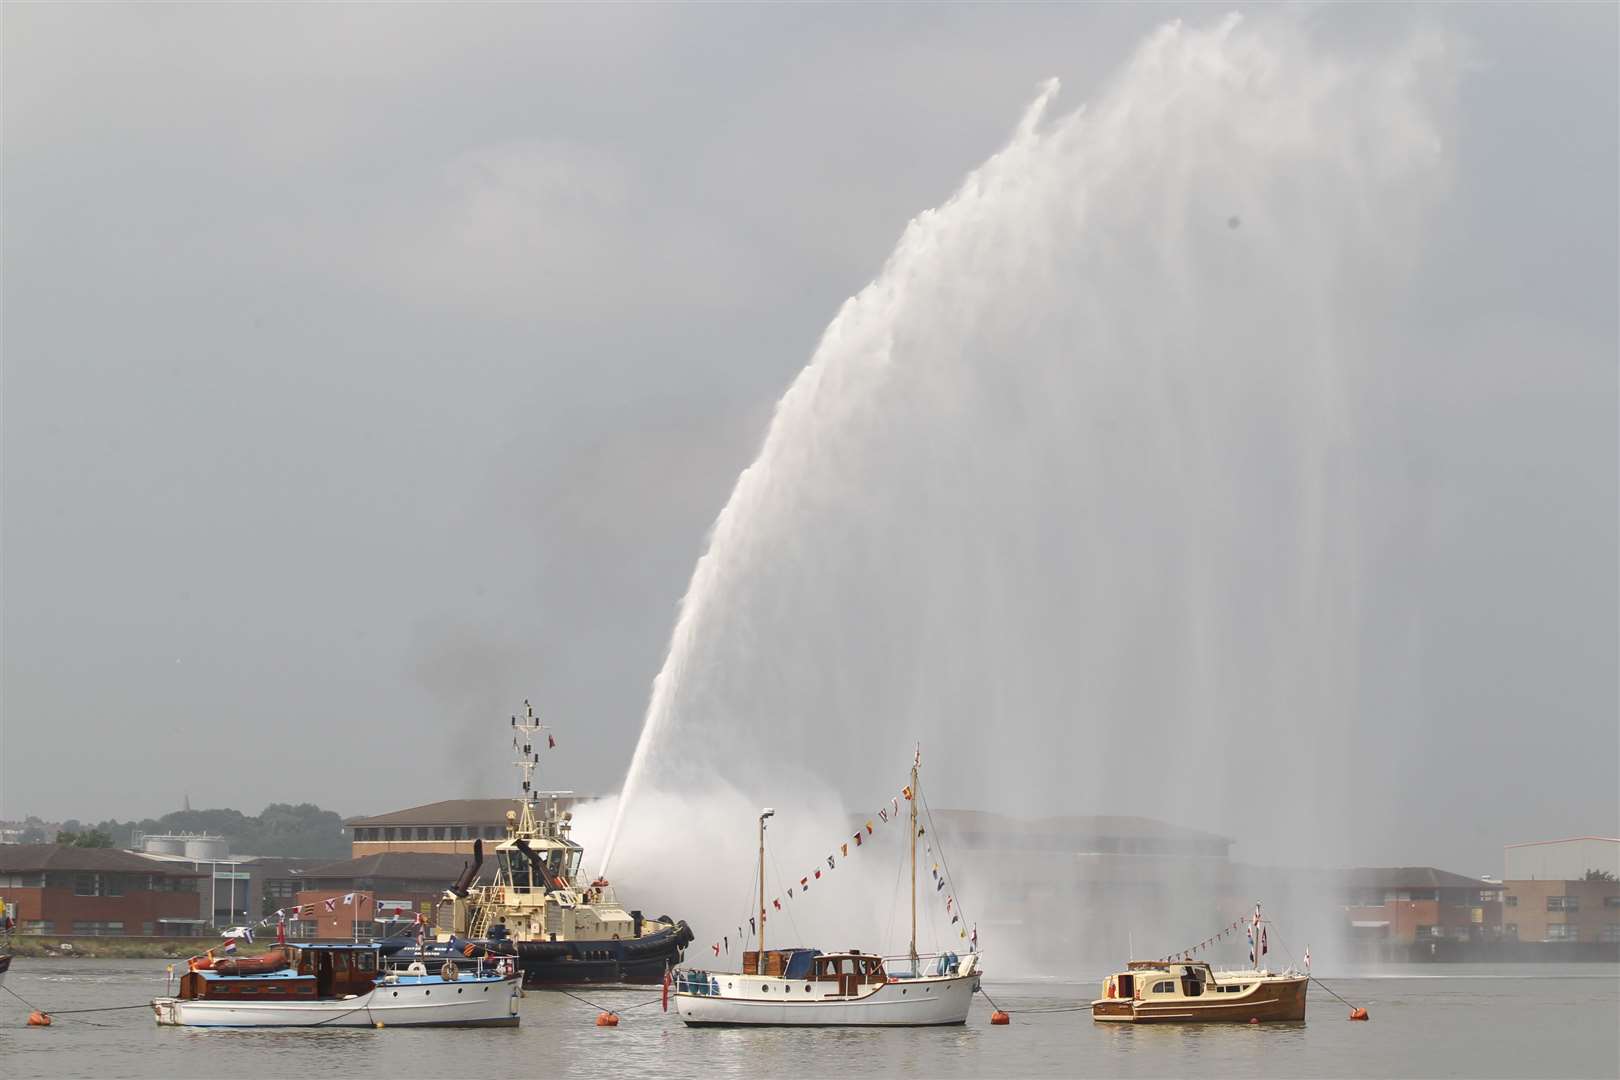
xmin=2 ymin=960 xmax=1615 ymax=1078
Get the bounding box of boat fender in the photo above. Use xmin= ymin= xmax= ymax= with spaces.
xmin=441 ymin=961 xmax=459 ymax=982
xmin=405 ymin=962 xmax=427 ymax=977
xmin=595 ymin=1012 xmax=619 ymax=1027
xmin=463 ymin=943 xmax=478 ymax=958
xmin=661 ymin=968 xmax=671 ymax=1012
xmin=990 ymin=1011 xmax=1010 ymax=1025
xmin=1349 ymin=1008 xmax=1369 ymax=1021
xmin=27 ymin=1011 xmax=52 ymax=1027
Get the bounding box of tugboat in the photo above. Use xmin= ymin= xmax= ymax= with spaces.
xmin=672 ymin=749 xmax=982 ymax=1026
xmin=387 ymin=702 xmax=693 ymax=987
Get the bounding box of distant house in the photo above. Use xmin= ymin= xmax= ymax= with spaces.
xmin=0 ymin=844 xmax=208 ymax=937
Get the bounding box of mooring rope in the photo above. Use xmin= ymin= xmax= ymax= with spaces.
xmin=555 ymin=987 xmax=662 ymax=1015
xmin=1 ymin=982 xmax=148 ymax=1026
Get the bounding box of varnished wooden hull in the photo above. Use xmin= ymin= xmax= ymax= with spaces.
xmin=1092 ymin=976 xmax=1307 ymax=1023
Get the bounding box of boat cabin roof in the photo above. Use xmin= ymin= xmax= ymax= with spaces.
xmin=1124 ymin=960 xmax=1214 ymax=975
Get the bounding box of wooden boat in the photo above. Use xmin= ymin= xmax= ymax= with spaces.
xmin=152 ymin=943 xmax=520 ymax=1028
xmin=0 ymin=952 xmax=11 ymax=990
xmin=673 ymin=749 xmax=983 ymax=1027
xmin=1091 ymin=960 xmax=1307 ymax=1023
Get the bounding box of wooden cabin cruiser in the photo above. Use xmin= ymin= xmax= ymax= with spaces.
xmin=151 ymin=943 xmax=520 ymax=1028
xmin=1092 ymin=960 xmax=1307 ymax=1023
xmin=392 ymin=702 xmax=692 ymax=986
xmin=673 ymin=750 xmax=982 ymax=1027
xmin=675 ymin=947 xmax=980 ymax=1027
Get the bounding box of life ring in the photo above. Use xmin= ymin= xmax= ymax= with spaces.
xmin=405 ymin=961 xmax=427 ymax=977
xmin=441 ymin=961 xmax=459 ymax=982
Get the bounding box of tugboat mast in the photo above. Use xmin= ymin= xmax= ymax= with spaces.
xmin=510 ymin=700 xmax=551 ymax=838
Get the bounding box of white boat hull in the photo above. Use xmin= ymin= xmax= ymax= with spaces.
xmin=676 ymin=971 xmax=980 ymax=1027
xmin=153 ymin=975 xmax=520 ymax=1028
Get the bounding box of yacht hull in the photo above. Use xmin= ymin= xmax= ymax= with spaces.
xmin=676 ymin=972 xmax=979 ymax=1027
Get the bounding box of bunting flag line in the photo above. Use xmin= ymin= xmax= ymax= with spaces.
xmin=854 ymin=833 xmax=863 ymax=847
xmin=773 ymin=899 xmax=781 ymax=911
xmin=879 ymin=808 xmax=889 ymax=824
xmin=814 ymin=869 xmax=822 ymax=880
xmin=841 ymin=843 xmax=849 ymax=857
xmin=324 ymin=897 xmax=337 ymax=913
xmin=864 ymin=821 xmax=874 ymax=835
xmin=829 ymin=855 xmax=836 ymax=869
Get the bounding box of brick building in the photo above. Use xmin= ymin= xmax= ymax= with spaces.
xmin=1341 ymin=866 xmax=1504 ymax=944
xmin=344 ymin=797 xmax=598 ymax=858
xmin=288 ymin=852 xmax=470 ymax=939
xmin=0 ymin=844 xmax=207 ymax=937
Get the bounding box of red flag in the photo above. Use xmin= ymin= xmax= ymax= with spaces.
xmin=814 ymin=869 xmax=821 ymax=880
xmin=548 ymin=734 xmax=556 ymax=749
xmin=713 ymin=943 xmax=720 ymax=956
xmin=854 ymin=833 xmax=862 ymax=847
xmin=772 ymin=898 xmax=781 ymax=911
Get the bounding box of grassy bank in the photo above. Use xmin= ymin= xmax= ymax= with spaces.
xmin=4 ymin=936 xmax=276 ymax=959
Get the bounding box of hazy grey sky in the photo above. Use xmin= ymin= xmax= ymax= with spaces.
xmin=3 ymin=4 xmax=1614 ymax=876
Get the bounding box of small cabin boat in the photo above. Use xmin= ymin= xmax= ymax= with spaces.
xmin=152 ymin=943 xmax=520 ymax=1028
xmin=1091 ymin=959 xmax=1307 ymax=1023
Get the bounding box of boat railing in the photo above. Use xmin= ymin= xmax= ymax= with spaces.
xmin=881 ymin=951 xmax=968 ymax=978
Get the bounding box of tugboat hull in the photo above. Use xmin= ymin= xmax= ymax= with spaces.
xmin=384 ymin=921 xmax=694 ymax=987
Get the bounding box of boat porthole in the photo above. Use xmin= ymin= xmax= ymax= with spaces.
xmin=458 ymin=988 xmax=463 ymax=994
xmin=902 ymin=989 xmax=907 ymax=995
xmin=805 ymin=985 xmax=812 ymax=993
xmin=392 ymin=992 xmax=398 ymax=997
xmin=727 ymin=983 xmax=733 ymax=989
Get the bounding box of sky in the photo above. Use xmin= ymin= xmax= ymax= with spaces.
xmin=3 ymin=4 xmax=1614 ymax=877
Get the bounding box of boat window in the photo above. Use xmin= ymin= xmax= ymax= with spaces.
xmin=357 ymin=952 xmax=377 ymax=971
xmin=1152 ymin=981 xmax=1174 ymax=994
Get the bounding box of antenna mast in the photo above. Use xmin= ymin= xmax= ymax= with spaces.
xmin=510 ymin=699 xmax=547 ymax=803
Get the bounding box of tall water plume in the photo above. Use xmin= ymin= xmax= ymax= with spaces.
xmin=593 ymin=15 xmax=1458 ymax=969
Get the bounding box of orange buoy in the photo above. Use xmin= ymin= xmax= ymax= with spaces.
xmin=27 ymin=1011 xmax=51 ymax=1027
xmin=1348 ymin=1007 xmax=1369 ymax=1021
xmin=595 ymin=1011 xmax=619 ymax=1027
xmin=990 ymin=1010 xmax=1010 ymax=1025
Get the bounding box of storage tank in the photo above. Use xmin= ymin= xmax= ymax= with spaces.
xmin=142 ymin=835 xmax=185 ymax=856
xmin=183 ymin=836 xmax=228 ymax=861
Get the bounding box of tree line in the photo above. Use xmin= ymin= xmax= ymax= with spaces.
xmin=29 ymin=803 xmax=350 ymax=859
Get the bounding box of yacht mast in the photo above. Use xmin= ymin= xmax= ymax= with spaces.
xmin=758 ymin=808 xmax=774 ymax=962
xmin=909 ymin=745 xmax=920 ymax=969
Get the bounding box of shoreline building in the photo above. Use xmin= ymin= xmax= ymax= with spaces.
xmin=344 ymin=797 xmax=600 ymax=859
xmin=0 ymin=844 xmax=207 ymax=937
xmin=1503 ymin=837 xmax=1620 ymax=945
